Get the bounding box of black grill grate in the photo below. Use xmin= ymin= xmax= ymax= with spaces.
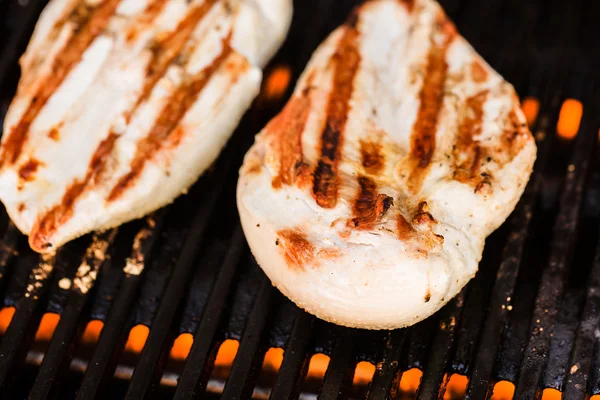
xmin=0 ymin=0 xmax=599 ymax=399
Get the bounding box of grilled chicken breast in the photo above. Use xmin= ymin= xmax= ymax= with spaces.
xmin=0 ymin=0 xmax=292 ymax=253
xmin=237 ymin=0 xmax=536 ymax=329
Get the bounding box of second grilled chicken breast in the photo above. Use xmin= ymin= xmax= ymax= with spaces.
xmin=0 ymin=0 xmax=292 ymax=252
xmin=238 ymin=0 xmax=536 ymax=329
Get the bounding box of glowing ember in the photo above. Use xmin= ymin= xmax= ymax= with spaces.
xmin=543 ymin=388 xmax=562 ymax=400
xmin=124 ymin=324 xmax=149 ymax=353
xmin=0 ymin=307 xmax=15 ymax=335
xmin=491 ymin=380 xmax=515 ymax=400
xmin=521 ymin=97 xmax=539 ymax=126
xmin=169 ymin=333 xmax=193 ymax=360
xmin=81 ymin=320 xmax=104 ymax=344
xmin=262 ymin=347 xmax=284 ymax=372
xmin=307 ymin=353 xmax=330 ymax=379
xmin=262 ymin=64 xmax=292 ymax=101
xmin=399 ymin=368 xmax=422 ymax=395
xmin=557 ymin=99 xmax=583 ymax=140
xmin=34 ymin=313 xmax=59 ymax=342
xmin=443 ymin=374 xmax=468 ymax=399
xmin=214 ymin=339 xmax=239 ymax=368
xmin=353 ymin=361 xmax=375 ymax=386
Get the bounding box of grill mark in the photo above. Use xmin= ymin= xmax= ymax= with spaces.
xmin=412 ymin=201 xmax=436 ymax=226
xmin=268 ymin=94 xmax=312 ymax=189
xmin=360 ymin=140 xmax=384 ymax=174
xmin=246 ymin=161 xmax=262 ymax=175
xmin=21 ymin=1 xmax=83 ymax=80
xmin=412 ymin=201 xmax=444 ymax=246
xmin=397 ymin=213 xmax=417 ymax=242
xmin=396 ymin=204 xmax=443 ymax=255
xmin=48 ymin=127 xmax=60 ymax=141
xmin=317 ymin=248 xmax=341 ymax=260
xmin=167 ymin=127 xmax=186 ymax=149
xmin=18 ymin=158 xmax=43 ymax=182
xmin=107 ymin=38 xmax=233 ymax=202
xmin=59 ymin=1 xmax=98 ymax=30
xmin=398 ymin=0 xmax=416 ymax=12
xmin=471 ymin=60 xmax=488 ymax=83
xmin=406 ymin=16 xmax=455 ymax=193
xmin=349 ymin=176 xmax=394 ymax=230
xmin=0 ymin=0 xmax=121 ymax=168
xmin=312 ymin=24 xmax=361 ymax=209
xmin=125 ymin=0 xmax=169 ymax=43
xmin=502 ymin=106 xmax=530 ymax=159
xmin=130 ymin=0 xmax=219 ymax=119
xmin=453 ymin=90 xmax=489 ymax=186
xmin=30 ymin=132 xmax=119 ymax=252
xmin=277 ymin=229 xmax=315 ymax=270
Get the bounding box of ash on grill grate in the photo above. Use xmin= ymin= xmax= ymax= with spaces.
xmin=0 ymin=0 xmax=599 ymax=399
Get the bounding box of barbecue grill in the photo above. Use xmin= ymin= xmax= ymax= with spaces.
xmin=0 ymin=0 xmax=599 ymax=398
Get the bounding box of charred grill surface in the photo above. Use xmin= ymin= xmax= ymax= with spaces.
xmin=0 ymin=0 xmax=599 ymax=399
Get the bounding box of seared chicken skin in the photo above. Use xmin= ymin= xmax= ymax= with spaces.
xmin=0 ymin=0 xmax=292 ymax=252
xmin=238 ymin=0 xmax=536 ymax=329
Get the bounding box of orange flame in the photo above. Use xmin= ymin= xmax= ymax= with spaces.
xmin=262 ymin=65 xmax=292 ymax=101
xmin=0 ymin=307 xmax=15 ymax=335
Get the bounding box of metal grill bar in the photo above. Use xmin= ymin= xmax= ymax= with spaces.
xmin=367 ymin=330 xmax=406 ymax=400
xmin=173 ymin=226 xmax=247 ymax=398
xmin=492 ymin=93 xmax=566 ymax=388
xmin=124 ymin=163 xmax=231 ymax=399
xmin=221 ymin=271 xmax=273 ymax=399
xmin=0 ymin=224 xmax=20 ymax=299
xmin=543 ymin=291 xmax=584 ymax=392
xmin=319 ymin=329 xmax=356 ymax=400
xmin=565 ymin=217 xmax=600 ymax=398
xmin=29 ymin=231 xmax=117 ymax=399
xmin=0 ymin=254 xmax=52 ymax=393
xmin=270 ymin=312 xmax=315 ymax=400
xmin=514 ymin=86 xmax=598 ymax=398
xmin=417 ymin=295 xmax=463 ymax=399
xmin=76 ymin=214 xmax=165 ymax=399
xmin=404 ymin=318 xmax=436 ymax=371
xmin=591 ymin=345 xmax=600 ymax=396
xmin=465 ymin=74 xmax=562 ymax=400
